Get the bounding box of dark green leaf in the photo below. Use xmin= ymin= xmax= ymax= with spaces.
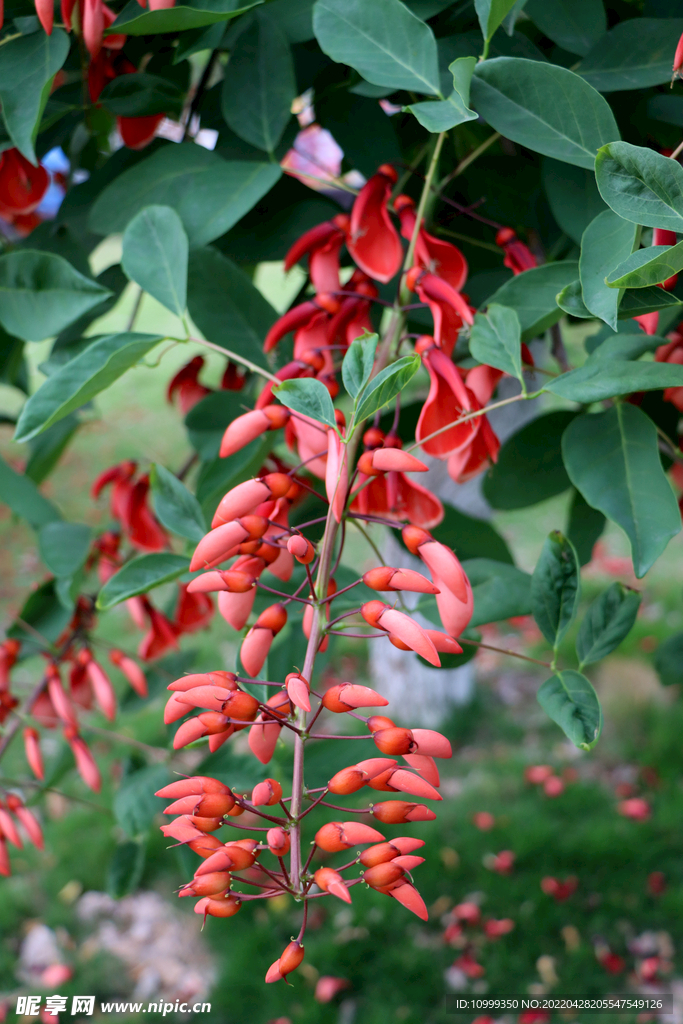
xmin=595 ymin=142 xmax=683 ymax=232
xmin=464 ymin=558 xmax=532 ymax=627
xmin=187 ymin=248 xmax=274 ymax=368
xmin=275 ymin=377 xmax=337 ymax=428
xmin=586 ymin=331 xmax=663 ymax=363
xmin=432 ymin=503 xmax=513 ymax=564
xmin=557 ymin=279 xmax=592 ymax=318
xmin=174 ymin=21 xmax=228 ymax=63
xmin=342 ymin=332 xmax=379 ymax=400
xmin=114 ymin=764 xmax=170 ymax=837
xmin=0 ymin=251 xmax=111 ymax=343
xmin=483 ymin=411 xmax=575 ymax=510
xmin=355 ymin=355 xmax=421 ymax=424
xmin=566 ymin=487 xmax=605 ymax=567
xmin=537 ymin=669 xmax=602 ymax=750
xmin=38 ymin=522 xmax=91 ymax=577
xmin=542 ymin=158 xmax=607 ymax=246
xmin=89 ymin=144 xmax=281 ymax=249
xmin=312 ymin=0 xmax=441 ymax=95
xmin=578 ymin=18 xmax=683 ymax=93
xmin=150 ymin=463 xmax=206 ymax=542
xmin=531 ymin=530 xmax=580 ymax=648
xmin=474 ymin=0 xmax=518 ymax=42
xmin=579 ymin=209 xmax=638 ymax=330
xmin=618 ymin=287 xmax=682 ymax=318
xmin=0 ymin=334 xmax=28 ymax=394
xmin=107 ymin=842 xmax=146 ymax=899
xmin=469 ymin=303 xmax=523 ymax=382
xmin=648 ymin=94 xmax=683 ymax=128
xmin=97 ymin=553 xmax=190 ymax=610
xmin=407 ymin=57 xmax=478 ymax=132
xmin=653 ymin=632 xmax=683 ymax=686
xmin=221 ymin=11 xmax=295 ymax=153
xmin=524 ymin=0 xmax=606 ymax=57
xmin=14 ymin=333 xmax=163 ymax=443
xmin=25 ymin=414 xmax=79 ymax=484
xmin=470 ymin=58 xmax=619 ymax=169
xmin=484 ymin=262 xmax=579 ymax=340
xmin=0 ymin=29 xmax=69 ymax=163
xmin=110 ymin=0 xmax=259 ymax=34
xmin=546 ymin=360 xmax=683 ymax=403
xmin=268 ymin=0 xmax=314 ymax=42
xmin=122 ymin=206 xmax=188 ymax=316
xmin=606 ymin=241 xmax=683 ymax=289
xmin=562 ymin=404 xmax=681 ymax=577
xmin=100 ymin=73 xmax=185 ymax=118
xmin=576 ymin=582 xmax=641 ymax=668
xmin=0 ymin=453 xmax=61 ymax=528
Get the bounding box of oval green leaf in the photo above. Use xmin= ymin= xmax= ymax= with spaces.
xmin=531 ymin=530 xmax=580 ymax=649
xmin=537 ymin=669 xmax=602 ymax=750
xmin=576 ymin=582 xmax=641 ymax=668
xmin=578 ymin=18 xmax=683 ymax=93
xmin=97 ymin=553 xmax=191 ymax=610
xmin=39 ymin=522 xmax=91 ymax=578
xmin=595 ymin=142 xmax=683 ymax=232
xmin=150 ymin=464 xmax=206 ymax=543
xmin=606 ymin=241 xmax=683 ymax=289
xmin=484 ymin=261 xmax=579 ymax=340
xmin=579 ymin=209 xmax=638 ymax=330
xmin=122 ymin=206 xmax=188 ymax=317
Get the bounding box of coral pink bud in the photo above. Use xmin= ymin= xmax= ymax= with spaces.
xmin=328 ymin=758 xmax=397 ymax=795
xmin=411 ymin=728 xmax=452 ymax=759
xmin=315 ymin=977 xmax=350 ymax=1003
xmin=314 ymin=867 xmax=352 ymax=903
xmin=188 ymin=834 xmax=225 ymax=859
xmin=287 ymin=534 xmax=315 ymax=564
xmin=370 ymin=448 xmax=428 ymax=473
xmin=109 ymin=649 xmax=147 ymax=697
xmin=23 ymin=727 xmax=44 ymax=781
xmin=189 ymin=521 xmax=251 ymax=571
xmin=416 ymin=541 xmax=469 ymax=603
xmin=212 ymin=474 xmax=292 ymax=527
xmin=369 ymin=767 xmax=441 ymax=801
xmin=363 ymin=861 xmax=404 ymax=889
xmin=371 ymin=801 xmax=436 ymax=824
xmin=196 ymin=845 xmax=253 ymax=874
xmin=425 ymin=630 xmax=462 ymax=654
xmin=543 ymin=775 xmax=564 ymax=798
xmin=66 ymin=733 xmax=101 ymax=792
xmin=674 ymin=31 xmax=683 ymax=78
xmin=0 ymin=836 xmax=10 ymax=877
xmin=187 ymin=570 xmax=257 ymax=594
xmin=372 ymin=727 xmax=415 ymax=756
xmin=240 ymin=628 xmax=276 ymax=678
xmin=322 ymin=682 xmax=388 ymax=713
xmin=366 ymin=715 xmax=395 ymax=732
xmin=524 ymin=764 xmax=554 ymax=785
xmin=402 ymin=753 xmax=440 ymax=786
xmin=83 ymin=656 xmax=117 ymax=721
xmin=362 ymin=567 xmax=439 ymax=594
xmin=359 ymin=841 xmax=403 ymax=868
xmin=314 ymin=821 xmax=385 ymax=852
xmin=220 ymin=410 xmax=271 ymax=459
xmin=47 ymin=667 xmax=77 ymax=726
xmin=361 ymin=602 xmax=440 ymax=666
xmin=156 ymin=777 xmax=232 ymax=799
xmin=401 ymin=525 xmax=431 ymax=554
xmin=252 ymin=778 xmax=283 ymax=806
xmin=267 ymin=826 xmax=291 ymax=856
xmin=265 ymin=960 xmax=284 ymax=983
xmin=6 ymin=796 xmax=44 ymax=850
xmin=286 ymin=672 xmax=310 ymax=711
xmin=390 ymin=882 xmax=428 ymax=920
xmin=279 ymin=941 xmax=305 ymax=978
xmin=325 ymin=429 xmax=348 ymax=524
xmin=164 ymin=692 xmax=193 ymax=724
xmin=617 ymin=797 xmax=651 ymax=820
xmin=168 ymin=671 xmax=238 ymax=692
xmin=180 ymin=871 xmax=232 ymax=897
xmin=83 ymin=0 xmax=104 ymax=56
xmin=195 ymin=893 xmax=242 ymax=918
xmin=0 ymin=803 xmax=22 ymax=847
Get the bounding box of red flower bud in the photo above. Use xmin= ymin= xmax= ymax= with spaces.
xmin=371 ymin=801 xmax=436 ymax=824
xmin=314 ymin=867 xmax=352 ymax=903
xmin=267 ymin=826 xmax=290 ymax=856
xmin=286 ymin=672 xmax=310 ymax=711
xmin=287 ymin=534 xmax=315 ymax=564
xmin=314 ymin=821 xmax=384 ymax=852
xmin=322 ymin=683 xmax=388 ymax=713
xmin=195 ymin=893 xmax=242 ymax=918
xmin=251 ymin=778 xmax=283 ymax=806
xmin=372 ymin=727 xmax=415 ymax=756
xmin=363 ymin=861 xmax=404 ymax=890
xmin=180 ymin=871 xmax=232 ymax=897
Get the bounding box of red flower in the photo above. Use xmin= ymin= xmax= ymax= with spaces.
xmin=495 ymin=227 xmax=537 ymax=275
xmin=175 ymin=583 xmax=214 ymax=633
xmin=617 ymin=797 xmax=651 ymax=820
xmin=118 ymin=114 xmax=165 ymax=151
xmin=167 ymin=356 xmax=212 ymax=414
xmin=284 ymin=214 xmax=349 ymax=293
xmin=415 ymin=344 xmax=478 ymax=458
xmin=0 ymin=150 xmax=49 ymax=218
xmin=137 ymin=597 xmax=179 ymax=661
xmin=407 ymin=270 xmax=473 ymax=356
xmin=395 ymin=193 xmax=467 ymax=292
xmin=540 ymin=875 xmax=578 ymax=901
xmin=125 ymin=475 xmax=167 ymax=551
xmin=348 ymin=164 xmax=403 ymax=283
xmin=351 ymin=433 xmax=444 ymax=530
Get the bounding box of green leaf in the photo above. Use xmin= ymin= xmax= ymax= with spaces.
xmin=0 ymin=251 xmax=111 ymax=343
xmin=542 ymin=158 xmax=607 ymax=246
xmin=484 ymin=262 xmax=579 ymax=341
xmin=546 ymin=360 xmax=683 ymax=404
xmin=355 ymin=355 xmax=421 ymax=424
xmin=618 ymin=287 xmax=682 ymax=319
xmin=107 ymin=842 xmax=146 ymax=899
xmin=576 ymin=582 xmax=641 ymax=668
xmin=524 ymin=0 xmax=606 ymax=57
xmin=186 ymin=248 xmax=274 ymax=369
xmin=14 ymin=333 xmax=163 ymax=443
xmin=653 ymin=632 xmax=683 ymax=686
xmin=579 ymin=209 xmax=638 ymax=330
xmin=474 ymin=0 xmax=517 ymax=42
xmin=566 ymin=488 xmax=605 ymax=567
xmin=483 ymin=410 xmax=575 ymax=510
xmin=114 ymin=764 xmax=170 ymax=837
xmin=470 ymin=58 xmax=619 ymax=169
xmin=557 ymin=279 xmax=592 ymax=319
xmin=0 ymin=29 xmax=69 ymax=164
xmin=0 ymin=453 xmax=61 ymax=528
xmin=587 ymin=331 xmax=663 ymax=363
xmin=122 ymin=206 xmax=188 ymax=317
xmin=38 ymin=522 xmax=91 ymax=577
xmin=150 ymin=464 xmax=206 ymax=542
xmin=342 ymin=332 xmax=379 ymax=400
xmin=464 ymin=558 xmax=532 ymax=627
xmin=7 ymin=579 xmax=72 ymax=653
xmin=578 ymin=18 xmax=683 ymax=93
xmin=537 ymin=669 xmax=602 ymax=750
xmin=606 ymin=241 xmax=683 ymax=289
xmin=431 ymin=503 xmax=513 ymax=564
xmin=97 ymin=553 xmax=190 ymax=610
xmin=221 ymin=11 xmax=295 ymax=153
xmin=89 ymin=144 xmax=281 ymax=249
xmin=312 ymin=0 xmax=441 ymax=95
xmin=469 ymin=303 xmax=523 ymax=383
xmin=531 ymin=530 xmax=580 ymax=648
xmin=100 ymin=73 xmax=185 ymax=118
xmin=562 ymin=404 xmax=681 ymax=577
xmin=407 ymin=57 xmax=478 ymax=132
xmin=275 ymin=377 xmax=337 ymax=428
xmin=595 ymin=142 xmax=683 ymax=232
xmin=25 ymin=414 xmax=79 ymax=485
xmin=110 ymin=0 xmax=259 ymax=34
